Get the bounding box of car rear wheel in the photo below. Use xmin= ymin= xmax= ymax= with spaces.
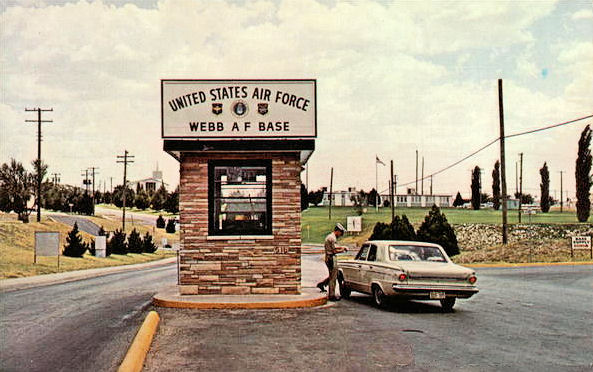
xmin=339 ymin=280 xmax=351 ymax=299
xmin=440 ymin=298 xmax=456 ymax=312
xmin=372 ymin=285 xmax=386 ymax=308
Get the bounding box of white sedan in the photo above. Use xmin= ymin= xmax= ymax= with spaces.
xmin=338 ymin=240 xmax=478 ymax=311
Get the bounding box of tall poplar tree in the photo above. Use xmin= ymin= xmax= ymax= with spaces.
xmin=471 ymin=166 xmax=481 ymax=210
xmin=576 ymin=125 xmax=592 ymax=222
xmin=492 ymin=161 xmax=501 ymax=211
xmin=539 ymin=162 xmax=550 ymax=213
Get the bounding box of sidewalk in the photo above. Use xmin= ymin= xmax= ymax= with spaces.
xmin=0 ymin=257 xmax=176 ymax=293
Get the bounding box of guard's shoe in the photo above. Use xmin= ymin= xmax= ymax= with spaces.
xmin=328 ymin=296 xmax=341 ymax=302
xmin=317 ymin=283 xmax=326 ymax=292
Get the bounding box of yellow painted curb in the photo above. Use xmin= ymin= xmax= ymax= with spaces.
xmin=118 ymin=311 xmax=160 ymax=372
xmin=152 ymin=295 xmax=327 ymax=310
xmin=464 ymin=261 xmax=593 ymax=268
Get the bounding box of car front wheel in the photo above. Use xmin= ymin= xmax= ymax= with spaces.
xmin=440 ymin=298 xmax=456 ymax=312
xmin=372 ymin=285 xmax=386 ymax=308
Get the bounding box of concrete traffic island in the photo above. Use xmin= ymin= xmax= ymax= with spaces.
xmin=153 ymin=287 xmax=327 ymax=309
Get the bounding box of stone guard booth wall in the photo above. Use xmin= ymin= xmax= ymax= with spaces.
xmin=162 ymin=80 xmax=316 ymax=295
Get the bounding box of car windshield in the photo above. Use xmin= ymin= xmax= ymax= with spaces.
xmin=388 ymin=245 xmax=447 ymax=262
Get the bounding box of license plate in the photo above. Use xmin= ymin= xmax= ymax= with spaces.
xmin=430 ymin=291 xmax=446 ymax=299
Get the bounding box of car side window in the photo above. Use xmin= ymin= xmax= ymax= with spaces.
xmin=367 ymin=245 xmax=377 ymax=261
xmin=356 ymin=244 xmax=370 ymax=260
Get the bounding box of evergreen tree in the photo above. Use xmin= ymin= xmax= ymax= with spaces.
xmin=369 ymin=222 xmax=391 ymax=240
xmin=471 ymin=166 xmax=481 ymax=210
xmin=151 ymin=184 xmax=168 ymax=210
xmin=368 ymin=188 xmax=380 ymax=207
xmin=77 ymin=191 xmax=94 ymax=215
xmin=576 ymin=125 xmax=592 ymax=222
xmin=163 ymin=187 xmax=179 ymax=213
xmin=307 ymin=189 xmax=324 ymax=206
xmin=390 ymin=215 xmax=417 ymax=241
xmin=300 ymin=184 xmax=308 ymax=211
xmin=108 ymin=229 xmax=127 ymax=255
xmin=165 ymin=218 xmax=176 ymax=233
xmin=453 ymin=192 xmax=464 ymax=207
xmin=0 ymin=159 xmax=35 ymax=222
xmin=134 ymin=190 xmax=150 ymax=210
xmin=63 ymin=222 xmax=89 ymax=257
xmin=416 ymin=205 xmax=459 ymax=257
xmin=156 ymin=215 xmax=166 ymax=228
xmin=492 ymin=161 xmax=501 ymax=210
xmin=143 ymin=232 xmax=158 ymax=253
xmin=540 ymin=162 xmax=550 ymax=213
xmin=127 ymin=228 xmax=143 ymax=253
xmin=112 ymin=185 xmax=135 ymax=208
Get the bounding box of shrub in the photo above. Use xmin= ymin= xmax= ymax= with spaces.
xmin=416 ymin=205 xmax=459 ymax=257
xmin=127 ymin=228 xmax=143 ymax=253
xmin=165 ymin=219 xmax=176 ymax=233
xmin=108 ymin=229 xmax=127 ymax=255
xmin=134 ymin=190 xmax=150 ymax=210
xmin=151 ymin=185 xmax=168 ymax=210
xmin=163 ymin=188 xmax=179 ymax=214
xmin=369 ymin=222 xmax=391 ymax=240
xmin=156 ymin=215 xmax=166 ymax=229
xmin=63 ymin=222 xmax=89 ymax=257
xmin=143 ymin=232 xmax=158 ymax=253
xmin=390 ymin=215 xmax=417 ymax=241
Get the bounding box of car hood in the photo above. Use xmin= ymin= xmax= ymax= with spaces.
xmin=398 ymin=262 xmax=474 ymax=280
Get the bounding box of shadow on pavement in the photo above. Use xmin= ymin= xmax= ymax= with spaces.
xmin=344 ymin=294 xmax=451 ymax=314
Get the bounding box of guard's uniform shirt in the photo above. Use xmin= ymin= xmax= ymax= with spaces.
xmin=324 ymin=232 xmax=339 ymax=297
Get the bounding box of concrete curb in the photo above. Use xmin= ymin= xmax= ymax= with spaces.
xmin=0 ymin=257 xmax=176 ymax=293
xmin=153 ymin=288 xmax=328 ymax=310
xmin=464 ymin=261 xmax=593 ymax=268
xmin=118 ymin=310 xmax=160 ymax=372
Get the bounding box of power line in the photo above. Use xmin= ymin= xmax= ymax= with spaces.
xmin=397 ymin=113 xmax=593 ymax=188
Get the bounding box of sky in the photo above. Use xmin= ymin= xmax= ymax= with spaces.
xmin=1 ymin=0 xmax=592 ymax=201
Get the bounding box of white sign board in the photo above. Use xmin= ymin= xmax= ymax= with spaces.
xmin=95 ymin=236 xmax=106 ymax=258
xmin=571 ymin=236 xmax=591 ymax=250
xmin=347 ymin=216 xmax=362 ymax=232
xmin=35 ymin=232 xmax=60 ymax=257
xmin=162 ymin=80 xmax=316 ymax=139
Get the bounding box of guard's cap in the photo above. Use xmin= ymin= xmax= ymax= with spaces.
xmin=335 ymin=223 xmax=345 ymax=233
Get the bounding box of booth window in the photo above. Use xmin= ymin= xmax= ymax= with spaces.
xmin=209 ymin=161 xmax=272 ymax=235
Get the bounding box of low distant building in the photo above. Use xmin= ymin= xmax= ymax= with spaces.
xmin=320 ymin=188 xmax=452 ymax=208
xmin=131 ymin=165 xmax=166 ymax=193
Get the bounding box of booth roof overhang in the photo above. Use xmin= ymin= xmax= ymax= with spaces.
xmin=163 ymin=139 xmax=315 ymax=165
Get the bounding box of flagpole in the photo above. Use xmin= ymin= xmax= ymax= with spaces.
xmin=375 ymin=157 xmax=378 ymax=212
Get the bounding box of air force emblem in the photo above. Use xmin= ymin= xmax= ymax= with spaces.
xmin=257 ymin=103 xmax=268 ymax=115
xmin=212 ymin=103 xmax=223 ymax=115
xmin=231 ymin=101 xmax=248 ymax=117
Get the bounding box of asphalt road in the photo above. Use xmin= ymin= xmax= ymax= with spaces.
xmin=0 ymin=264 xmax=177 ymax=372
xmin=1 ymin=257 xmax=591 ymax=371
xmin=146 ymin=260 xmax=593 ymax=371
xmin=50 ymin=214 xmax=102 ymax=236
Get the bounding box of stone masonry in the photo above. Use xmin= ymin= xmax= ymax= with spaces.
xmin=178 ymin=152 xmax=302 ymax=295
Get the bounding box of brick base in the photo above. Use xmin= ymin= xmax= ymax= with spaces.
xmin=178 ymin=152 xmax=302 ymax=295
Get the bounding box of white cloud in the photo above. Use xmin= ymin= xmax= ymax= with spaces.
xmin=0 ymin=0 xmax=590 ymax=198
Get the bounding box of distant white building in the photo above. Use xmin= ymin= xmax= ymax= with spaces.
xmin=131 ymin=164 xmax=166 ymax=193
xmin=320 ymin=187 xmax=452 ymax=208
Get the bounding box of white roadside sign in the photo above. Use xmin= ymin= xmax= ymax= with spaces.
xmin=571 ymin=236 xmax=591 ymax=250
xmin=162 ymin=80 xmax=316 ymax=139
xmin=347 ymin=216 xmax=362 ymax=233
xmin=35 ymin=232 xmax=60 ymax=257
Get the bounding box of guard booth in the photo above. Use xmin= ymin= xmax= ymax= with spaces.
xmin=162 ymin=79 xmax=316 ymax=295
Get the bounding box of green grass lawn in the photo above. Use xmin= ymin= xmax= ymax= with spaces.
xmin=301 ymin=206 xmax=591 ymax=244
xmin=95 ymin=203 xmax=178 ymax=217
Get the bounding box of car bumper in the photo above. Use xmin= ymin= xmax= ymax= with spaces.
xmin=391 ymin=283 xmax=479 ymax=299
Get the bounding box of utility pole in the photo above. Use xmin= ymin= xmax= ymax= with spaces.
xmin=559 ymin=171 xmax=564 ymax=213
xmin=51 ymin=173 xmax=60 ymax=185
xmin=110 ymin=177 xmax=113 ymax=192
xmin=421 ymin=156 xmax=424 ymax=196
xmin=89 ymin=167 xmax=99 ymax=213
xmin=328 ymin=167 xmax=333 ymax=220
xmin=390 ymin=160 xmax=395 ymax=221
xmin=117 ymin=150 xmax=134 ymax=231
xmin=518 ymin=153 xmax=523 ymax=223
xmin=415 ymin=150 xmax=418 ymax=195
xmin=430 ymin=175 xmax=433 ymax=196
xmin=498 ymin=79 xmax=509 ymax=244
xmin=515 ymin=162 xmax=518 ymax=195
xmin=81 ymin=169 xmax=90 ymax=193
xmin=25 ymin=107 xmax=53 ymax=222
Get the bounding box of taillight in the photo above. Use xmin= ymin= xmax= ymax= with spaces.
xmin=468 ymin=275 xmax=477 ymax=284
xmin=398 ymin=273 xmax=407 ymax=281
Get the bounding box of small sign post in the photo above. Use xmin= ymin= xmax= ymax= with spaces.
xmin=35 ymin=231 xmax=61 ymax=269
xmin=95 ymin=236 xmax=107 ymax=258
xmin=347 ymin=216 xmax=362 ymax=234
xmin=570 ymin=236 xmax=592 ymax=259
